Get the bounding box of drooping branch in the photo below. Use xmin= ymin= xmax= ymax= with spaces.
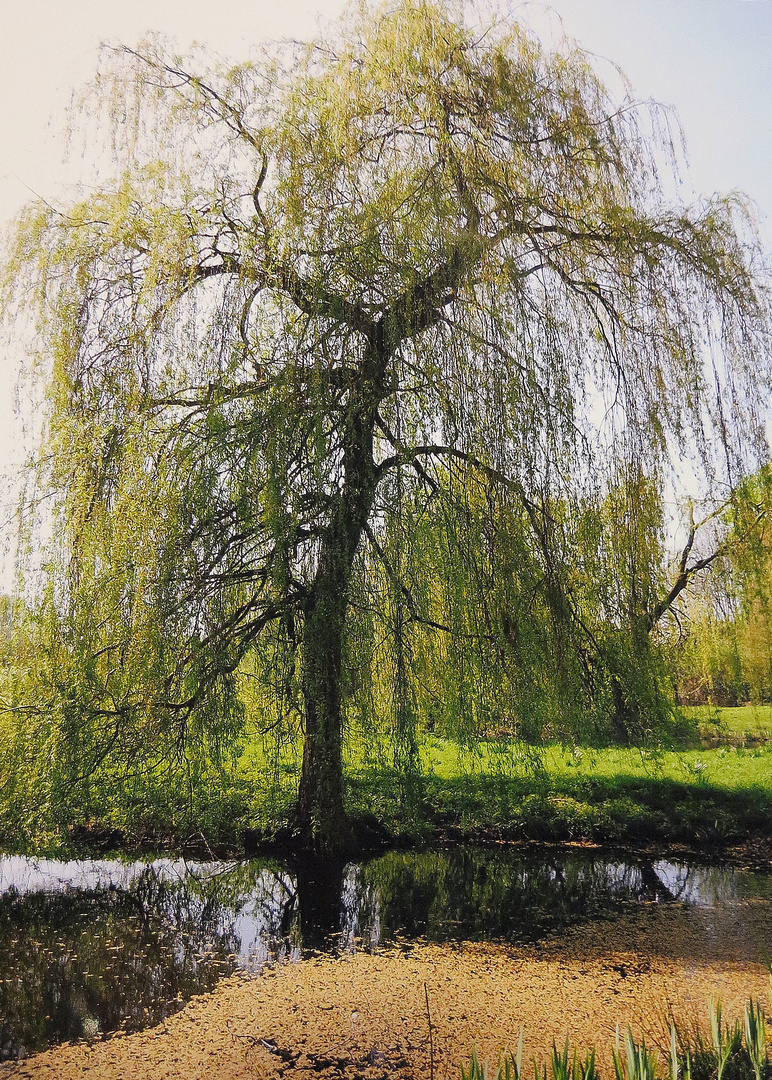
xmin=361 ymin=520 xmax=457 ymax=639
xmin=121 ymin=46 xmax=264 ymax=152
xmin=376 ymin=441 xmax=537 ymax=513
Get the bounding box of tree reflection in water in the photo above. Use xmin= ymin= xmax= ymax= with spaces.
xmin=339 ymin=851 xmax=699 ymax=948
xmin=0 ymin=859 xmax=299 ymax=1059
xmin=0 ymin=849 xmax=768 ymax=1059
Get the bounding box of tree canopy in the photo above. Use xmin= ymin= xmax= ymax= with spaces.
xmin=3 ymin=0 xmax=770 ymax=855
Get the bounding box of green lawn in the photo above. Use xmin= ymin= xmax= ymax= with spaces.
xmin=683 ymin=703 xmax=772 ymax=741
xmin=229 ymin=710 xmax=772 ymax=851
xmin=5 ymin=704 xmax=772 ymax=856
xmin=417 ymin=735 xmax=772 ymax=795
xmin=342 ymin=726 xmax=772 ymax=850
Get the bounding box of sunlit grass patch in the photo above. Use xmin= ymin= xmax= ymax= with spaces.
xmin=343 ymin=733 xmax=772 ymax=847
xmin=684 ymin=705 xmax=772 ymax=744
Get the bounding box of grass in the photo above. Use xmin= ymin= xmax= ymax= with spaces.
xmin=345 ymin=750 xmax=772 ymax=849
xmin=683 ymin=705 xmax=772 ymax=744
xmin=416 ymin=736 xmax=772 ymax=795
xmin=341 ymin=709 xmax=772 ymax=850
xmin=4 ymin=705 xmax=772 ymax=856
xmin=63 ymin=705 xmax=772 ymax=853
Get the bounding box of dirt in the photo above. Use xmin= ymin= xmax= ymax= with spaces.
xmin=4 ymin=900 xmax=772 ymax=1080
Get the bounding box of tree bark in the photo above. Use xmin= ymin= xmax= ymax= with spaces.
xmin=297 ymin=335 xmax=386 ymax=857
xmin=298 ymin=552 xmax=350 ymax=856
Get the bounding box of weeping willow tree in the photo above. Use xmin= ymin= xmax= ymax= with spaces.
xmin=668 ymin=465 xmax=772 ymax=706
xmin=3 ymin=0 xmax=770 ymax=854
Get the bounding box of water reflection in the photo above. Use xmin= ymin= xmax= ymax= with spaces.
xmin=0 ymin=848 xmax=770 ymax=1060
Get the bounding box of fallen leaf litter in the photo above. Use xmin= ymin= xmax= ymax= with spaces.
xmin=4 ymin=900 xmax=772 ymax=1079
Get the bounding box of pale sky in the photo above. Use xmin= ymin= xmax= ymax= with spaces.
xmin=1 ymin=0 xmax=771 ymax=586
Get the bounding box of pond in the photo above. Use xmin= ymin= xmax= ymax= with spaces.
xmin=1 ymin=846 xmax=771 ymax=1060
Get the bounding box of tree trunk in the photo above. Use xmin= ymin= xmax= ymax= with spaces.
xmin=609 ymin=614 xmax=652 ymax=743
xmin=297 ymin=339 xmax=386 ymax=857
xmin=297 ymin=558 xmax=350 ymax=856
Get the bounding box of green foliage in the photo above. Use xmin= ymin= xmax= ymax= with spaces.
xmin=541 ymin=1040 xmax=598 ymax=1080
xmin=674 ymin=467 xmax=772 ymax=708
xmin=743 ymin=1002 xmax=768 ymax=1080
xmin=460 ymin=1038 xmax=524 ymax=1080
xmin=2 ymin=0 xmax=770 ymax=847
xmin=461 ymin=1041 xmax=596 ymax=1080
xmin=461 ymin=1048 xmax=490 ymax=1080
xmin=613 ymin=1028 xmax=658 ymax=1080
xmin=711 ymin=999 xmax=744 ymax=1080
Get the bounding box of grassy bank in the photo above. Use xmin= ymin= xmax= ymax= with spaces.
xmin=685 ymin=704 xmax=772 ymax=744
xmin=340 ymin=706 xmax=772 ymax=850
xmin=344 ymin=733 xmax=772 ymax=851
xmin=3 ymin=707 xmax=772 ymax=857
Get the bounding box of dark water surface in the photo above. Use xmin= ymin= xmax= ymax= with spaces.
xmin=1 ymin=847 xmax=771 ymax=1060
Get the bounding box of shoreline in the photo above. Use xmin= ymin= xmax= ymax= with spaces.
xmin=6 ymin=833 xmax=772 ymax=874
xmin=5 ymin=900 xmax=772 ymax=1080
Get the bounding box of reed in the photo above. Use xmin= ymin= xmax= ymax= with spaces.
xmin=461 ymin=997 xmax=771 ymax=1080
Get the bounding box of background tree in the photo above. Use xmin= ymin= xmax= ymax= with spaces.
xmin=3 ymin=0 xmax=770 ymax=855
xmin=672 ymin=468 xmax=772 ymax=706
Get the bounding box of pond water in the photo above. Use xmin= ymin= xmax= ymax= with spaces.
xmin=1 ymin=846 xmax=771 ymax=1060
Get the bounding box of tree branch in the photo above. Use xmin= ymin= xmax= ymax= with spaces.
xmin=648 ymin=503 xmax=768 ymax=629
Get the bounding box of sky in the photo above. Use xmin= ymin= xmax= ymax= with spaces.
xmin=1 ymin=0 xmax=771 ymax=585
